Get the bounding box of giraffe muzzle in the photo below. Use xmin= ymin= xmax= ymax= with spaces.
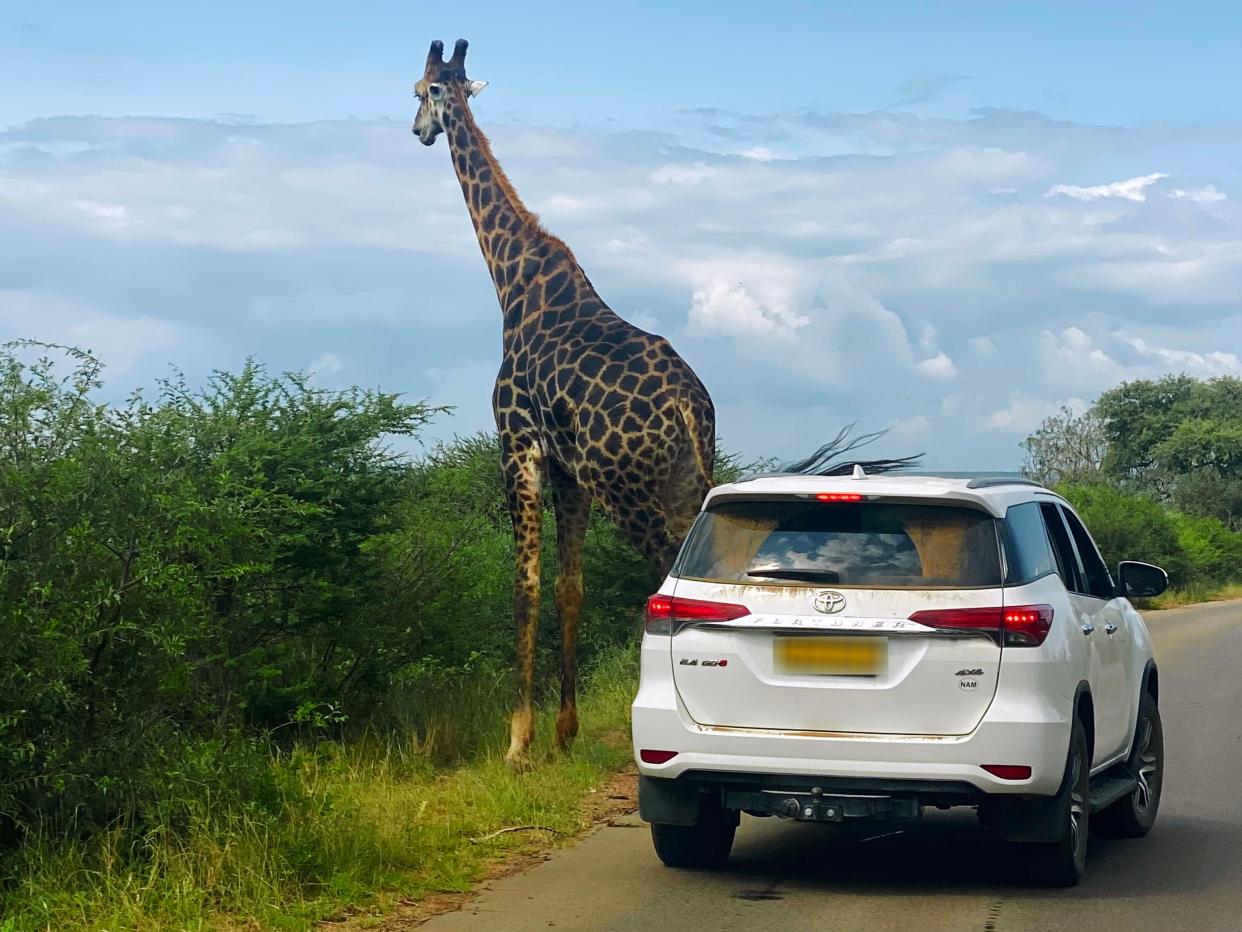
xmin=412 ymin=122 xmax=440 ymax=146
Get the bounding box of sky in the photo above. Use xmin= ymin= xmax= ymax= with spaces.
xmin=2 ymin=1 xmax=1241 ymax=468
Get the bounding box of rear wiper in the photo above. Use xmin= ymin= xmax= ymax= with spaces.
xmin=746 ymin=568 xmax=841 ymax=583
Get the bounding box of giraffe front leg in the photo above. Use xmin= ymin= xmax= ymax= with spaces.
xmin=504 ymin=445 xmax=544 ymax=771
xmin=550 ymin=469 xmax=589 ymax=751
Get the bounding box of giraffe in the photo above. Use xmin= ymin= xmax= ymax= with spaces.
xmin=412 ymin=39 xmax=716 ymax=768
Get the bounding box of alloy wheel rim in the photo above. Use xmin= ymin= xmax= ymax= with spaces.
xmin=1069 ymin=744 xmax=1086 ymax=858
xmin=1135 ymin=717 xmax=1159 ymax=813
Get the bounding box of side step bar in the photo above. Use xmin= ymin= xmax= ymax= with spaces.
xmin=1088 ymin=771 xmax=1137 ymax=814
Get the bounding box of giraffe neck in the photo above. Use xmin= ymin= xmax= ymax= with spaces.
xmin=442 ymin=94 xmax=572 ymax=320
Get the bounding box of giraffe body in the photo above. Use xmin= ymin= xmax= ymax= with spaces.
xmin=414 ymin=40 xmax=714 ymax=765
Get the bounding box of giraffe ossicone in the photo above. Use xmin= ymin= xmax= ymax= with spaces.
xmin=413 ymin=38 xmax=717 ymax=769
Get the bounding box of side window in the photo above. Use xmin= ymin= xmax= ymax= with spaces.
xmin=1061 ymin=506 xmax=1115 ymax=599
xmin=1001 ymin=502 xmax=1057 ymax=585
xmin=1039 ymin=502 xmax=1083 ymax=593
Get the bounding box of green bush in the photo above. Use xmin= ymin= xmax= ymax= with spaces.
xmin=0 ymin=344 xmax=658 ymax=852
xmin=0 ymin=345 xmax=433 ymax=837
xmin=1169 ymin=511 xmax=1242 ymax=585
xmin=1054 ymin=482 xmax=1191 ymax=584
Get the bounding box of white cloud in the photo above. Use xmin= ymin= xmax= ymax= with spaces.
xmin=886 ymin=415 xmax=934 ymax=447
xmin=1169 ymin=185 xmax=1227 ymax=204
xmin=651 ymin=163 xmax=720 ymax=185
xmin=1045 ymin=172 xmax=1169 ymax=202
xmin=1038 ymin=327 xmax=1125 ymax=391
xmin=629 ymin=308 xmax=661 ymax=332
xmin=1121 ymin=335 xmax=1242 ymax=377
xmin=422 ymin=361 xmax=499 ymax=430
xmin=917 ymin=351 xmax=957 ymax=379
xmin=967 ymin=336 xmax=998 ymax=358
xmin=987 ymin=394 xmax=1087 ymax=434
xmin=0 ymin=289 xmax=196 ymax=375
xmin=680 ymin=254 xmax=811 ymax=339
xmin=71 ymin=199 xmax=130 ymax=225
xmin=308 ymin=353 xmax=343 ymax=375
xmin=688 ymin=281 xmax=806 ymax=339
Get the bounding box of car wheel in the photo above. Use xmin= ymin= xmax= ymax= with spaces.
xmin=650 ymin=794 xmax=737 ymax=869
xmin=1027 ymin=714 xmax=1090 ymax=887
xmin=1095 ymin=692 xmax=1163 ymax=838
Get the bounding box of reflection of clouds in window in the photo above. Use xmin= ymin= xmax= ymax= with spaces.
xmin=753 ymin=533 xmax=920 ymax=582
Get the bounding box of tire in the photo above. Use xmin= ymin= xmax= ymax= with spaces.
xmin=1095 ymin=692 xmax=1163 ymax=838
xmin=650 ymin=794 xmax=737 ymax=869
xmin=1026 ymin=714 xmax=1090 ymax=887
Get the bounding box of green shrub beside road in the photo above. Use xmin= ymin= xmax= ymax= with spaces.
xmin=1056 ymin=481 xmax=1242 ymax=605
xmin=0 ymin=345 xmax=657 ymax=929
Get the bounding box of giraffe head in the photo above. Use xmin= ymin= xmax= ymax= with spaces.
xmin=413 ymin=39 xmax=488 ymax=147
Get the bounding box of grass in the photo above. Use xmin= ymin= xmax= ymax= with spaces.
xmin=1146 ymin=582 xmax=1242 ymax=610
xmin=0 ymin=647 xmax=638 ymax=932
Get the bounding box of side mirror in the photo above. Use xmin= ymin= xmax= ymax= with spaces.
xmin=1117 ymin=561 xmax=1169 ymax=599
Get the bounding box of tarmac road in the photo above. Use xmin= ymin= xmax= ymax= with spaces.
xmin=423 ymin=599 xmax=1242 ymax=931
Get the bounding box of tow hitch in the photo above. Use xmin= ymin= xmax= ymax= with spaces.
xmin=724 ymin=786 xmax=921 ymax=823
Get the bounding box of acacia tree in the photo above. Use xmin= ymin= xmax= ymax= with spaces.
xmin=1020 ymin=406 xmax=1108 ymax=486
xmin=1095 ymin=375 xmax=1242 ymax=524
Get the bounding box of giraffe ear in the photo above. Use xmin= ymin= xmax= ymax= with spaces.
xmin=467 ymin=80 xmax=489 ymax=98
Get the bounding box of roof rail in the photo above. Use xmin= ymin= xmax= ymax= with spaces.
xmin=965 ymin=477 xmax=1045 ymax=490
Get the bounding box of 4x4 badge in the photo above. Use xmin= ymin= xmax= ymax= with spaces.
xmin=813 ymin=590 xmax=847 ymax=614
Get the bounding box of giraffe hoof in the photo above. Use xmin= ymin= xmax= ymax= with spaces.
xmin=555 ymin=709 xmax=579 ymax=751
xmin=504 ymin=750 xmax=536 ymax=772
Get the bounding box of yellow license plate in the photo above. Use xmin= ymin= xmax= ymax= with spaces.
xmin=774 ymin=636 xmax=887 ymax=676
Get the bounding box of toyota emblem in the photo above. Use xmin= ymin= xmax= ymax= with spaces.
xmin=813 ymin=590 xmax=847 ymax=614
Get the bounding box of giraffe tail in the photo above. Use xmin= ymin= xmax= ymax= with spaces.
xmin=673 ymin=394 xmax=715 ymax=491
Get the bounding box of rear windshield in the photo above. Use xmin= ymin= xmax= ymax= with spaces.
xmin=677 ymin=499 xmax=1002 ymax=589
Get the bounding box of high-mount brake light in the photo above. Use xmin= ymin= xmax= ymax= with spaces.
xmin=815 ymin=492 xmax=863 ymax=502
xmin=907 ymin=604 xmax=1054 ymax=647
xmin=644 ymin=594 xmax=750 ymax=634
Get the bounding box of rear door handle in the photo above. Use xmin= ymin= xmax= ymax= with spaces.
xmin=1104 ymin=623 xmax=1118 ymax=635
xmin=1082 ymin=622 xmax=1095 ymax=635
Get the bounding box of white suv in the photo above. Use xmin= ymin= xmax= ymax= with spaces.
xmin=632 ymin=472 xmax=1168 ymax=886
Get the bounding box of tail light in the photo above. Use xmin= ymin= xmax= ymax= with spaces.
xmin=1001 ymin=605 xmax=1055 ymax=646
xmin=907 ymin=604 xmax=1053 ymax=647
xmin=645 ymin=594 xmax=750 ymax=634
xmin=816 ymin=492 xmax=863 ymax=502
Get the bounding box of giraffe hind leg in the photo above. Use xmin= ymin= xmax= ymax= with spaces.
xmin=550 ymin=465 xmax=589 ymax=751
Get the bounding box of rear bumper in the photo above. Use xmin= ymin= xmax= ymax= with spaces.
xmin=633 ymin=638 xmax=1072 ymax=797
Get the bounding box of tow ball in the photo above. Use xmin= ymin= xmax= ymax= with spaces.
xmin=725 ymin=785 xmax=921 ymax=823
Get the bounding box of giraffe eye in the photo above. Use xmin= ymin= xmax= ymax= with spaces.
xmin=428 ymin=83 xmax=445 ymax=101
